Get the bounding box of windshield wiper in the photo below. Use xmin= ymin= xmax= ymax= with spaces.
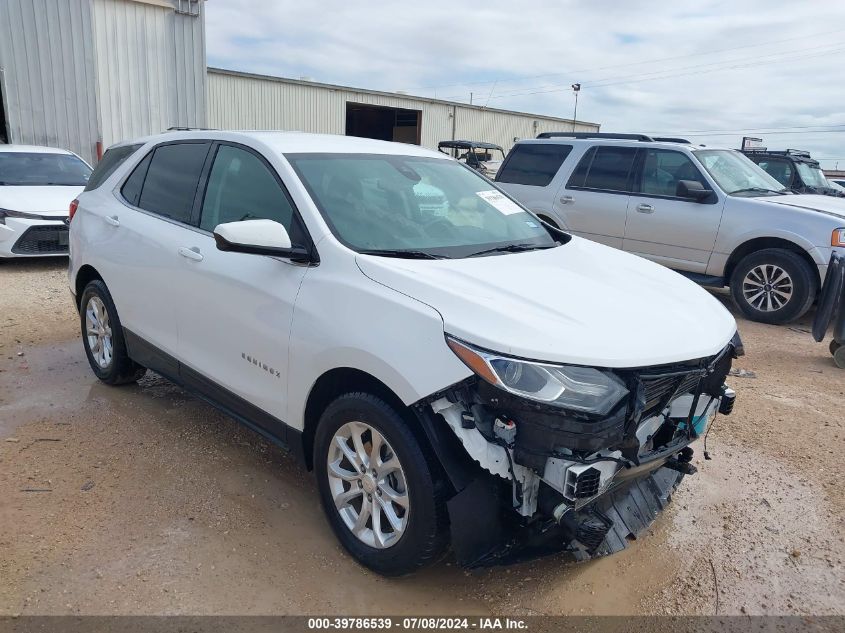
xmin=467 ymin=243 xmax=556 ymax=258
xmin=730 ymin=187 xmax=787 ymax=196
xmin=357 ymin=248 xmax=448 ymax=260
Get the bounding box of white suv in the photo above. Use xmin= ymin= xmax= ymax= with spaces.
xmin=69 ymin=130 xmax=740 ymax=575
xmin=495 ymin=133 xmax=845 ymax=324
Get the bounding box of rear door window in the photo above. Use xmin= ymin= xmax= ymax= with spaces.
xmin=134 ymin=142 xmax=211 ymax=224
xmin=575 ymin=146 xmax=638 ymax=192
xmin=85 ymin=144 xmax=142 ymax=191
xmin=496 ymin=143 xmax=573 ymax=186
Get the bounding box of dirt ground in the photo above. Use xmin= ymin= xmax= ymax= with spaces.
xmin=1 ymin=258 xmax=843 ymax=616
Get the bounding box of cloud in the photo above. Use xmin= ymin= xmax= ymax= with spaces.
xmin=206 ymin=0 xmax=845 ymax=168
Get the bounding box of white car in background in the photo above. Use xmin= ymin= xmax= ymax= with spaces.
xmin=0 ymin=145 xmax=92 ymax=258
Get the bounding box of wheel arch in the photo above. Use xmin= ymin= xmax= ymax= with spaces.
xmin=74 ymin=264 xmax=105 ymax=309
xmin=302 ymin=367 xmax=418 ymax=471
xmin=725 ymin=237 xmax=820 ymax=289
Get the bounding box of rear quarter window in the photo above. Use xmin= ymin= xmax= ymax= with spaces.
xmin=496 ymin=143 xmax=573 ymax=187
xmin=84 ymin=144 xmax=142 ymax=191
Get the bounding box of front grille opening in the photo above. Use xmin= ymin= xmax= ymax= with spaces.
xmin=11 ymin=226 xmax=69 ymax=255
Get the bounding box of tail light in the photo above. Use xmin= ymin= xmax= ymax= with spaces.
xmin=69 ymin=199 xmax=79 ymax=223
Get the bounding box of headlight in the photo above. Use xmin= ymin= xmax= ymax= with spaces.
xmin=0 ymin=209 xmax=43 ymax=225
xmin=446 ymin=337 xmax=629 ymax=415
xmin=832 ymin=228 xmax=845 ymax=247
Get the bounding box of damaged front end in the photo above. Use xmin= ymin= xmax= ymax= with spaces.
xmin=414 ymin=334 xmax=741 ymax=567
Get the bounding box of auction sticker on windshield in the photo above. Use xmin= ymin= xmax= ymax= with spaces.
xmin=476 ymin=190 xmax=524 ymax=215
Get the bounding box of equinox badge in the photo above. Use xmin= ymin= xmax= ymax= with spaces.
xmin=242 ymin=352 xmax=281 ymax=378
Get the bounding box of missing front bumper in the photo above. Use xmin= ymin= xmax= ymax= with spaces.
xmin=448 ymin=464 xmax=683 ymax=567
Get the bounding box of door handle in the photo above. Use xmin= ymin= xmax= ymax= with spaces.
xmin=559 ymin=195 xmax=574 ymax=205
xmin=103 ymin=215 xmax=120 ymax=227
xmin=178 ymin=246 xmax=204 ymax=262
xmin=636 ymin=203 xmax=655 ymax=214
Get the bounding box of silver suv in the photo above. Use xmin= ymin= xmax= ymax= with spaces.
xmin=496 ymin=133 xmax=845 ymax=324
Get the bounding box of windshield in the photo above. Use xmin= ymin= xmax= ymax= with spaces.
xmin=286 ymin=153 xmax=558 ymax=258
xmin=0 ymin=152 xmax=91 ymax=186
xmin=795 ymin=162 xmax=830 ymax=189
xmin=694 ymin=149 xmax=785 ymax=196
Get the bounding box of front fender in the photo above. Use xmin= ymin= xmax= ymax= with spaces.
xmin=285 ymin=260 xmax=471 ymax=430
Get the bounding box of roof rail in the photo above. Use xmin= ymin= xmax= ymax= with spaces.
xmin=652 ymin=136 xmax=691 ymax=144
xmin=536 ymin=132 xmax=655 ymax=141
xmin=165 ymin=126 xmax=217 ymax=131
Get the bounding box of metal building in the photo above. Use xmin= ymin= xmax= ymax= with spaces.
xmin=1 ymin=0 xmax=598 ymax=164
xmin=0 ymin=0 xmax=206 ymax=164
xmin=207 ymin=68 xmax=599 ymax=153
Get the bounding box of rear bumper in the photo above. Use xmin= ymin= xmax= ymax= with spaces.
xmin=0 ymin=218 xmax=69 ymax=258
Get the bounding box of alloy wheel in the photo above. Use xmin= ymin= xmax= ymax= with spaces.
xmin=326 ymin=421 xmax=410 ymax=549
xmin=85 ymin=296 xmax=113 ymax=369
xmin=742 ymin=264 xmax=793 ymax=312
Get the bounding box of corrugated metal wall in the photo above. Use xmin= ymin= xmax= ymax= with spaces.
xmin=92 ymin=0 xmax=206 ymax=149
xmin=0 ymin=0 xmax=99 ymax=163
xmin=207 ymin=69 xmax=599 ymax=154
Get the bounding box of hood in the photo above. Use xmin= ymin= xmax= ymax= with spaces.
xmin=0 ymin=186 xmax=84 ymax=216
xmin=355 ymin=237 xmax=737 ymax=368
xmin=762 ymin=194 xmax=845 ymax=220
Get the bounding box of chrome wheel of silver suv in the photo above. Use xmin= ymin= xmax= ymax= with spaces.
xmin=730 ymin=248 xmax=817 ymax=325
xmin=742 ymin=264 xmax=793 ymax=312
xmin=327 ymin=421 xmax=410 ymax=549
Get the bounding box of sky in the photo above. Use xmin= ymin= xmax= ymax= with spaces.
xmin=205 ymin=0 xmax=845 ymax=169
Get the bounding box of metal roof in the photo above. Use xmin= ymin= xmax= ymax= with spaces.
xmin=207 ymin=67 xmax=601 ymax=128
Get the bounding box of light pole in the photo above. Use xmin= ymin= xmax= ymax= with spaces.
xmin=571 ymin=83 xmax=581 ymax=131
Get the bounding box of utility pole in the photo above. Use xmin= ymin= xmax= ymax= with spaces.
xmin=470 ymin=92 xmax=473 ymax=106
xmin=571 ymin=83 xmax=581 ymax=131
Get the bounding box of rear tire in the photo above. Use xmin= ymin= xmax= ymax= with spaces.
xmin=730 ymin=249 xmax=817 ymax=324
xmin=314 ymin=393 xmax=448 ymax=576
xmin=80 ymin=280 xmax=146 ymax=385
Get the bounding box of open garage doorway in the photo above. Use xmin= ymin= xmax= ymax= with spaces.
xmin=345 ymin=102 xmax=421 ymax=145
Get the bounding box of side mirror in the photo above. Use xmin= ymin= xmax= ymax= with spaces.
xmin=676 ymin=180 xmax=713 ymax=202
xmin=213 ymin=219 xmax=312 ymax=263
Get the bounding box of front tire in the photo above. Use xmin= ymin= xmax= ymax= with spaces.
xmin=730 ymin=249 xmax=817 ymax=324
xmin=80 ymin=280 xmax=146 ymax=385
xmin=314 ymin=393 xmax=448 ymax=576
